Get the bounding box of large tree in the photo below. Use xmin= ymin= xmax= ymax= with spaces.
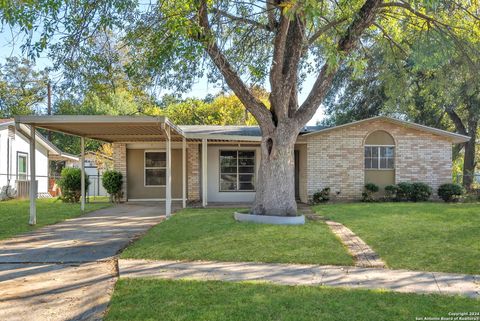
xmin=0 ymin=57 xmax=48 ymax=118
xmin=323 ymin=15 xmax=480 ymax=189
xmin=1 ymin=0 xmax=475 ymax=215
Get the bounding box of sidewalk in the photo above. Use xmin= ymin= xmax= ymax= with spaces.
xmin=119 ymin=259 xmax=480 ymax=298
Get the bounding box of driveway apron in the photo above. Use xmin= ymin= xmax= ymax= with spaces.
xmin=0 ymin=204 xmax=167 ymax=321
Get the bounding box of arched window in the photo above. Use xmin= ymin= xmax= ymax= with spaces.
xmin=364 ymin=131 xmax=395 ymax=170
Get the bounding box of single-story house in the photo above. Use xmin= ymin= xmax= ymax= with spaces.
xmin=14 ymin=115 xmax=469 ymax=215
xmin=0 ymin=118 xmax=77 ymax=199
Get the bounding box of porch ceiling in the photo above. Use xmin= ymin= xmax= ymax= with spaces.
xmin=14 ymin=115 xmax=185 ymax=142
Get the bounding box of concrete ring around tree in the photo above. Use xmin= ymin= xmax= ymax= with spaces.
xmin=234 ymin=212 xmax=305 ymax=225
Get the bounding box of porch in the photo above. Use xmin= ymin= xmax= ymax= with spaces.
xmin=13 ymin=115 xmax=272 ymax=225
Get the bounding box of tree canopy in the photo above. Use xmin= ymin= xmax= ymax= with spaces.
xmin=2 ymin=0 xmax=479 ymax=213
xmin=0 ymin=57 xmax=48 ymax=118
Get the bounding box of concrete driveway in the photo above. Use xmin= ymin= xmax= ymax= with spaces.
xmin=0 ymin=203 xmax=173 ymax=321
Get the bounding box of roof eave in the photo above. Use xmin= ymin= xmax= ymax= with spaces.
xmin=302 ymin=116 xmax=470 ymax=143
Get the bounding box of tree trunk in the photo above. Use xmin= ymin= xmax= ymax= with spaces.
xmin=463 ymin=119 xmax=477 ymax=190
xmin=251 ymin=124 xmax=299 ymax=216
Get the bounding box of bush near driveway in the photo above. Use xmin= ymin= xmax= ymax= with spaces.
xmin=314 ymin=202 xmax=480 ymax=274
xmin=58 ymin=167 xmax=90 ymax=203
xmin=105 ymin=279 xmax=480 ymax=321
xmin=102 ymin=170 xmax=124 ymax=203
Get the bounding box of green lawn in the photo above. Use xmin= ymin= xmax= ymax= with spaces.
xmin=121 ymin=208 xmax=353 ymax=265
xmin=0 ymin=198 xmax=111 ymax=240
xmin=105 ymin=279 xmax=480 ymax=321
xmin=314 ymin=202 xmax=480 ymax=274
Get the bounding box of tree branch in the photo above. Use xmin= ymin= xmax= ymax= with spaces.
xmin=266 ymin=0 xmax=278 ymax=30
xmin=197 ymin=0 xmax=273 ymax=130
xmin=308 ymin=17 xmax=347 ymax=45
xmin=380 ymin=1 xmax=449 ymax=27
xmin=295 ymin=0 xmax=383 ymax=126
xmin=211 ymin=7 xmax=272 ymax=31
xmin=445 ymin=106 xmax=468 ymax=136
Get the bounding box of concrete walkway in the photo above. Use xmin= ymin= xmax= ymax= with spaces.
xmin=0 ymin=203 xmax=174 ymax=321
xmin=119 ymin=259 xmax=480 ymax=298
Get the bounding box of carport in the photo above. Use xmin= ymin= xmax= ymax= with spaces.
xmin=14 ymin=115 xmax=188 ymax=224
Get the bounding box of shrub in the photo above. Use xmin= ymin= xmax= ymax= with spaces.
xmin=58 ymin=168 xmax=89 ymax=203
xmin=464 ymin=189 xmax=480 ymax=202
xmin=362 ymin=183 xmax=379 ymax=202
xmin=410 ymin=182 xmax=432 ymax=202
xmin=384 ymin=185 xmax=398 ymax=201
xmin=312 ymin=187 xmax=330 ymax=204
xmin=437 ymin=183 xmax=465 ymax=202
xmin=396 ymin=182 xmax=413 ymax=201
xmin=102 ymin=170 xmax=123 ymax=203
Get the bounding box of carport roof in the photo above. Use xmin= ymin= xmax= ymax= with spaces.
xmin=15 ymin=115 xmax=185 ymax=143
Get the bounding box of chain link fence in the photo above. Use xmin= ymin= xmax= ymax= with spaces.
xmin=454 ymin=174 xmax=480 ymax=187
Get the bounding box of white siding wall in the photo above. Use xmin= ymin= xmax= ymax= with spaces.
xmin=0 ymin=127 xmax=50 ymax=194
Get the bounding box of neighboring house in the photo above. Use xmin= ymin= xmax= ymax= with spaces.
xmin=65 ymin=151 xmax=112 ymax=197
xmin=0 ymin=118 xmax=77 ymax=199
xmin=14 ymin=115 xmax=470 ymax=205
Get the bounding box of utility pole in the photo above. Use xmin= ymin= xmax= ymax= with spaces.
xmin=47 ymin=81 xmax=52 ymax=140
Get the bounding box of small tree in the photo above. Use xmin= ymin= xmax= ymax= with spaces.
xmin=102 ymin=170 xmax=123 ymax=203
xmin=58 ymin=168 xmax=89 ymax=203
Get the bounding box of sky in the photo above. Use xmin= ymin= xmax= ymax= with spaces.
xmin=0 ymin=27 xmax=325 ymax=125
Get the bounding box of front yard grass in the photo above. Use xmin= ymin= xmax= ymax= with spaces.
xmin=121 ymin=208 xmax=353 ymax=266
xmin=0 ymin=198 xmax=110 ymax=240
xmin=105 ymin=279 xmax=480 ymax=321
xmin=314 ymin=202 xmax=480 ymax=274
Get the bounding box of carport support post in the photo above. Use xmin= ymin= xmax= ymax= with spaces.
xmin=80 ymin=136 xmax=85 ymax=212
xmin=202 ymin=138 xmax=208 ymax=207
xmin=166 ymin=126 xmax=172 ymax=217
xmin=29 ymin=125 xmax=36 ymax=225
xmin=182 ymin=137 xmax=186 ymax=208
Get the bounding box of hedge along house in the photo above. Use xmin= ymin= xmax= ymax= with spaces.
xmin=15 ymin=115 xmax=469 ymax=222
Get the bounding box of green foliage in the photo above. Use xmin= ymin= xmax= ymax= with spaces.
xmin=362 ymin=183 xmax=379 ymax=202
xmin=437 ymin=184 xmax=465 ymax=203
xmin=410 ymin=182 xmax=432 ymax=202
xmin=102 ymin=170 xmax=123 ymax=203
xmin=396 ymin=182 xmax=414 ymax=202
xmin=0 ymin=57 xmax=48 ymax=118
xmin=384 ymin=185 xmax=399 ymax=201
xmin=58 ymin=168 xmax=90 ymax=203
xmin=312 ymin=187 xmax=330 ymax=204
xmin=386 ymin=182 xmax=432 ymax=202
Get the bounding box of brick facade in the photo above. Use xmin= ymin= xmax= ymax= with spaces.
xmin=111 ymin=119 xmax=454 ymax=203
xmin=306 ymin=119 xmax=453 ymax=201
xmin=187 ymin=143 xmax=201 ymax=201
xmin=112 ymin=143 xmax=127 ymax=201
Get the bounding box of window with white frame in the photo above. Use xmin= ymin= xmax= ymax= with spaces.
xmin=144 ymin=151 xmax=166 ymax=186
xmin=17 ymin=152 xmax=28 ymax=180
xmin=365 ymin=146 xmax=394 ymax=169
xmin=220 ymin=150 xmax=255 ymax=191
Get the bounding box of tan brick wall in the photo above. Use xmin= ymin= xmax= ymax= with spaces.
xmin=187 ymin=143 xmax=200 ymax=201
xmin=113 ymin=143 xmax=127 ymax=202
xmin=306 ymin=119 xmax=453 ymax=201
